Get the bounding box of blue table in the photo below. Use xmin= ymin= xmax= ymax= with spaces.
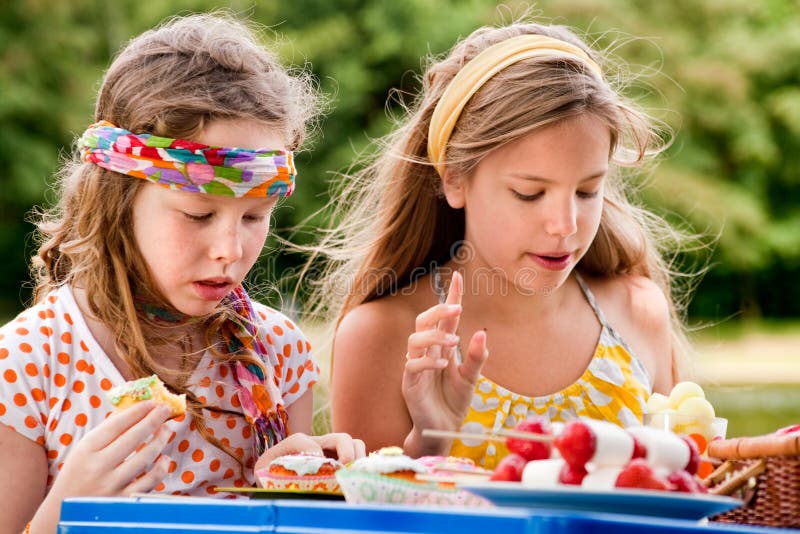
xmin=58 ymin=497 xmax=797 ymax=533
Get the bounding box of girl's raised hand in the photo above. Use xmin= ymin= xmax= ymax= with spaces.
xmin=402 ymin=271 xmax=489 ymax=456
xmin=44 ymin=400 xmax=173 ymax=502
xmin=254 ymin=432 xmax=366 ymax=472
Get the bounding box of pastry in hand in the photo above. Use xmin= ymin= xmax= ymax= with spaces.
xmin=107 ymin=374 xmax=186 ymax=418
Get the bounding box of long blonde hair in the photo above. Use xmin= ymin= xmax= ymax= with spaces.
xmin=32 ymin=13 xmax=318 ymax=469
xmin=307 ymin=21 xmax=694 ymax=381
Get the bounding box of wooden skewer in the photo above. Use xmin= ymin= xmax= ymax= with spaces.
xmin=422 ymin=429 xmax=507 ymax=443
xmin=496 ymin=428 xmax=554 ymax=442
xmin=422 ymin=428 xmax=553 ymax=443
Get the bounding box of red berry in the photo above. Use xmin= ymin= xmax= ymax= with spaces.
xmin=558 ymin=462 xmax=588 ymax=485
xmin=554 ymin=421 xmax=595 ymax=468
xmin=631 ymin=435 xmax=647 ymax=459
xmin=490 ymin=453 xmax=527 ymax=482
xmin=615 ymin=459 xmax=671 ymax=491
xmin=680 ymin=435 xmax=701 ymax=475
xmin=506 ymin=416 xmax=552 ymax=461
xmin=666 ymin=470 xmax=707 ymax=493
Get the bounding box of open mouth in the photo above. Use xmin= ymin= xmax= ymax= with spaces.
xmin=193 ymin=279 xmax=234 ymax=300
xmin=530 ymin=253 xmax=572 ymax=271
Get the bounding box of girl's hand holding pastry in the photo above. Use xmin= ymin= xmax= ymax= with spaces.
xmin=254 ymin=432 xmax=366 ymax=472
xmin=46 ymin=400 xmax=172 ymax=501
xmin=30 ymin=400 xmax=172 ymax=532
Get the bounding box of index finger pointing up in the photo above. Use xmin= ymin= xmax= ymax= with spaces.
xmin=439 ymin=271 xmax=463 ymax=360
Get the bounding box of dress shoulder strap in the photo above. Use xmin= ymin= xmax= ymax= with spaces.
xmin=573 ymin=271 xmax=612 ymax=330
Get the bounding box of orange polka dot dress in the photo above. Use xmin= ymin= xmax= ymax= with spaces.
xmin=0 ymin=286 xmax=319 ymax=497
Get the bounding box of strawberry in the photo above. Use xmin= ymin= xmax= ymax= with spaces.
xmin=506 ymin=416 xmax=552 ymax=461
xmin=680 ymin=435 xmax=701 ymax=475
xmin=615 ymin=459 xmax=672 ymax=491
xmin=667 ymin=469 xmax=707 ymax=494
xmin=631 ymin=435 xmax=647 ymax=459
xmin=554 ymin=421 xmax=595 ymax=468
xmin=490 ymin=453 xmax=527 ymax=482
xmin=558 ymin=462 xmax=588 ymax=485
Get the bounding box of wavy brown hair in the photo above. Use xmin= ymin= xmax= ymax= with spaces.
xmin=306 ymin=21 xmax=696 ymax=382
xmin=31 ymin=13 xmax=319 ymax=471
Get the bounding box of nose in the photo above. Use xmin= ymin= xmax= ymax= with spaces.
xmin=544 ymin=196 xmax=578 ymax=237
xmin=209 ymin=220 xmax=244 ymax=264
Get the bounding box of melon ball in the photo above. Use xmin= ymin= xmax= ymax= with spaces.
xmin=676 ymin=396 xmax=716 ymax=421
xmin=646 ymin=393 xmax=671 ymax=414
xmin=668 ymin=381 xmax=705 ymax=409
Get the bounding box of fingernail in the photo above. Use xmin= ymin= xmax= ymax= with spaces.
xmin=436 ymin=359 xmax=448 ymax=367
xmin=445 ymin=334 xmax=459 ymax=343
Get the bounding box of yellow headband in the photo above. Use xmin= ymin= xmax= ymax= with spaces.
xmin=427 ymin=34 xmax=603 ymax=177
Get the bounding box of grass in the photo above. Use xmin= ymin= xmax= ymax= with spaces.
xmin=690 ymin=319 xmax=800 ymax=437
xmin=307 ymin=319 xmax=800 ymax=438
xmin=706 ymin=384 xmax=800 ymax=438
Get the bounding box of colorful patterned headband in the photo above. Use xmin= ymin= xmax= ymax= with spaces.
xmin=428 ymin=34 xmax=603 ymax=177
xmin=79 ymin=121 xmax=296 ymax=197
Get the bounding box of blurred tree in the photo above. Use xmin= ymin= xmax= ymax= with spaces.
xmin=0 ymin=0 xmax=798 ymax=322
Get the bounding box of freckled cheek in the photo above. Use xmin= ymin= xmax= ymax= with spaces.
xmin=242 ymin=228 xmax=270 ymax=261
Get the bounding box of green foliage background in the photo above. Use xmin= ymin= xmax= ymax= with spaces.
xmin=1 ymin=0 xmax=799 ymax=322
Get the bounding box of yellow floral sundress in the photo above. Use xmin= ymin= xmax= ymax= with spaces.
xmin=437 ymin=271 xmax=652 ymax=469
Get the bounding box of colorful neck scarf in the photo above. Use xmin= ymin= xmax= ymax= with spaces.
xmin=79 ymin=120 xmax=296 ymax=197
xmin=136 ymin=286 xmax=287 ymax=456
xmin=222 ymin=286 xmax=288 ymax=455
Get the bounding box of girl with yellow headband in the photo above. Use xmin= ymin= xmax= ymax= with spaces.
xmin=313 ymin=21 xmax=693 ymax=468
xmin=0 ymin=14 xmax=364 ymax=533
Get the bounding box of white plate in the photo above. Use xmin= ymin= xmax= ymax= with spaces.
xmin=459 ymin=482 xmax=741 ymax=520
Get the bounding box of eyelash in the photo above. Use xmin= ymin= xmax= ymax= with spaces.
xmin=511 ymin=190 xmax=600 ymax=201
xmin=182 ymin=213 xmax=267 ymax=222
xmin=184 ymin=212 xmax=211 ymax=222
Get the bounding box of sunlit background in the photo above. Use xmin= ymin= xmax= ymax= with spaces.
xmin=1 ymin=0 xmax=798 ymax=437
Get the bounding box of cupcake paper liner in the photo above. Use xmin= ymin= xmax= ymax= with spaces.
xmin=335 ymin=469 xmax=491 ymax=507
xmin=256 ymin=468 xmax=342 ymax=494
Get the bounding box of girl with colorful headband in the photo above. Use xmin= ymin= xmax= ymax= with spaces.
xmin=312 ymin=21 xmax=696 ymax=467
xmin=0 ymin=14 xmax=364 ymax=533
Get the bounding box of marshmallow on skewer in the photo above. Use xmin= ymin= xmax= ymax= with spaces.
xmin=554 ymin=419 xmax=635 ymax=469
xmin=626 ymin=426 xmax=690 ymax=475
xmin=521 ymin=458 xmax=566 ymax=488
xmin=581 ymin=466 xmax=624 ymax=490
xmin=583 ymin=420 xmax=635 ymax=468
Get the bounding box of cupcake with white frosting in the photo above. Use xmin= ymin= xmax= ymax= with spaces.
xmin=256 ymin=453 xmax=343 ymax=494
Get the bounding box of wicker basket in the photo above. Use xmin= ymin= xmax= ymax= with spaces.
xmin=705 ymin=433 xmax=800 ymax=528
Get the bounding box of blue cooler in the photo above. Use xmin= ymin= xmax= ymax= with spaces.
xmin=57 ymin=497 xmax=799 ymax=533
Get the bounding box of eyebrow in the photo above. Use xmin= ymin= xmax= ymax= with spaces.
xmin=508 ymin=171 xmax=608 ymax=183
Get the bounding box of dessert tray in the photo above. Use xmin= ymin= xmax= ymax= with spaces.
xmin=459 ymin=482 xmax=741 ymax=520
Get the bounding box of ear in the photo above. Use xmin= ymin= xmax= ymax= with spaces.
xmin=441 ymin=168 xmax=466 ymax=209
